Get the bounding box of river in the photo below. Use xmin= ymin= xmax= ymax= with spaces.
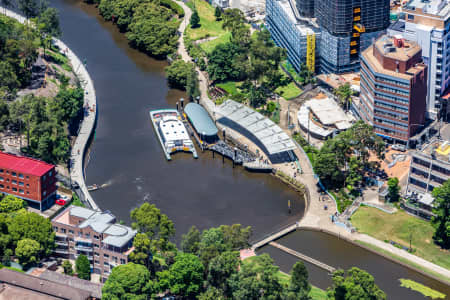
xmin=49 ymin=0 xmax=305 ymax=242
xmin=48 ymin=1 xmax=449 ymax=298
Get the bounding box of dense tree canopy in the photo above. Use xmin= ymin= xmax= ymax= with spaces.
xmin=387 ymin=177 xmax=400 ymax=202
xmin=181 ymin=225 xmax=201 ymax=254
xmin=130 ymin=202 xmax=175 ymax=252
xmin=102 ymin=263 xmax=154 ymax=300
xmin=327 ymin=267 xmax=386 ymax=300
xmin=15 ymin=238 xmax=40 ymax=266
xmin=157 ymin=253 xmax=204 ymax=298
xmin=431 ymin=180 xmax=450 ymax=249
xmin=0 ymin=195 xmax=26 ymax=213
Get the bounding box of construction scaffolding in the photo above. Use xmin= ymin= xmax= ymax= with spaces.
xmin=306 ymin=34 xmax=315 ymax=72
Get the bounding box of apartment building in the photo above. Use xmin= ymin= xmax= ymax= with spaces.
xmin=52 ymin=206 xmax=136 ymax=281
xmin=356 ymin=35 xmax=427 ymax=145
xmin=388 ymin=0 xmax=450 ymax=119
xmin=0 ymin=151 xmax=57 ymax=211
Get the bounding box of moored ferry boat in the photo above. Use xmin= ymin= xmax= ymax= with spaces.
xmin=149 ymin=109 xmax=198 ymax=160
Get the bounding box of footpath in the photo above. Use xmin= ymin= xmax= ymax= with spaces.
xmin=173 ymin=2 xmax=450 ymax=281
xmin=3 ymin=8 xmax=99 ymax=211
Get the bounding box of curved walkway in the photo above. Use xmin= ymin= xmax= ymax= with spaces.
xmin=2 ymin=8 xmax=99 ymax=210
xmin=173 ymin=2 xmax=450 ymax=280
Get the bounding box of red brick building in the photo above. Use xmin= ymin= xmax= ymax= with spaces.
xmin=356 ymin=35 xmax=428 ymax=146
xmin=0 ymin=152 xmax=57 ymax=211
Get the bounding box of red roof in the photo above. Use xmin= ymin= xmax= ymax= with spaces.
xmin=0 ymin=152 xmax=55 ymax=177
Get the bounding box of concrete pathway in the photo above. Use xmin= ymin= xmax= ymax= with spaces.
xmin=3 ymin=8 xmax=99 ymax=211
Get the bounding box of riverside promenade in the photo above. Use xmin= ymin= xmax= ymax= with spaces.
xmin=3 ymin=8 xmax=99 ymax=211
xmin=174 ymin=2 xmax=450 ymax=281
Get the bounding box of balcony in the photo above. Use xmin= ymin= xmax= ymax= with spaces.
xmin=75 ymin=245 xmax=93 ymax=252
xmin=55 ymin=240 xmax=68 ymax=246
xmin=54 ymin=249 xmax=69 ymax=255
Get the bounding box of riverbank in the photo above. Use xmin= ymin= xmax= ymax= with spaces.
xmin=2 ymin=7 xmax=99 ymax=211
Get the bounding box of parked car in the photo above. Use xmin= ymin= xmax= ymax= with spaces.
xmin=55 ymin=199 xmax=66 ymax=206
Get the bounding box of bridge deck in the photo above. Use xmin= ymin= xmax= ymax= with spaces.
xmin=269 ymin=242 xmax=336 ymax=273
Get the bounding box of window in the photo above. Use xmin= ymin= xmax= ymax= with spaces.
xmin=11 ymin=172 xmax=16 ymax=177
xmin=61 ymin=228 xmax=66 ymax=233
xmin=94 ymin=244 xmax=99 ymax=248
xmin=43 ymin=190 xmax=47 ymax=196
xmin=104 ymin=262 xmax=109 ymax=266
xmin=26 ymin=176 xmax=29 ymax=179
xmin=0 ymin=169 xmax=3 ymax=173
xmin=95 ymin=260 xmax=100 ymax=264
xmin=12 ymin=187 xmax=17 ymax=192
xmin=0 ymin=177 xmax=3 ymax=181
xmin=94 ymin=235 xmax=99 ymax=240
xmin=19 ymin=189 xmax=24 ymax=194
xmin=69 ymin=230 xmax=74 ymax=234
xmin=0 ymin=184 xmax=3 ymax=188
xmin=19 ymin=182 xmax=24 ymax=186
xmin=85 ymin=233 xmax=90 ymax=238
xmin=43 ymin=175 xmax=46 ymax=181
xmin=18 ymin=174 xmax=24 ymax=179
xmin=408 ymin=14 xmax=414 ymax=20
xmin=78 ymin=232 xmax=82 ymax=237
xmin=104 ymin=254 xmax=109 ymax=258
xmin=94 ymin=252 xmax=100 ymax=257
xmin=11 ymin=180 xmax=16 ymax=185
xmin=113 ymin=256 xmax=118 ymax=263
xmin=120 ymin=259 xmax=126 ymax=264
xmin=26 ymin=184 xmax=29 ymax=187
xmin=53 ymin=226 xmax=58 ymax=232
xmin=26 ymin=191 xmax=29 ymax=194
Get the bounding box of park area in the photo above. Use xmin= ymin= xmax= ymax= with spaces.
xmin=350 ymin=206 xmax=449 ymax=271
xmin=185 ymin=0 xmax=230 ymax=53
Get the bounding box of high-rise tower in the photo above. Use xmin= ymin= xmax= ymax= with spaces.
xmin=296 ymin=0 xmax=314 ymax=17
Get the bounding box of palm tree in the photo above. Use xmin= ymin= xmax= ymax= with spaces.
xmin=334 ymin=83 xmax=354 ymax=112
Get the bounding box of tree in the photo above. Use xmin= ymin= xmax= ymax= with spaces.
xmin=8 ymin=211 xmax=55 ymax=256
xmin=334 ymin=83 xmax=354 ymax=112
xmin=0 ymin=195 xmax=26 ymax=213
xmin=165 ymin=60 xmax=194 ymax=90
xmin=75 ymin=254 xmax=91 ymax=280
xmin=62 ymin=260 xmax=74 ymax=276
xmin=186 ymin=67 xmax=200 ymax=101
xmin=130 ymin=202 xmax=175 ymax=252
xmin=181 ymin=225 xmax=201 ymax=254
xmin=431 ymin=180 xmax=450 ymax=249
xmin=190 ymin=10 xmax=200 ymax=28
xmin=15 ymin=238 xmax=40 ymax=267
xmin=207 ymin=251 xmax=239 ymax=296
xmin=220 ymin=224 xmax=251 ymax=250
xmin=229 ymin=254 xmax=284 ymax=299
xmin=327 ymin=268 xmax=386 ymax=300
xmin=39 ymin=7 xmax=61 ymax=37
xmin=157 ymin=253 xmax=204 ymax=298
xmin=198 ymin=227 xmax=227 ymax=267
xmin=286 ymin=261 xmax=311 ymax=300
xmin=3 ymin=249 xmax=12 ymax=267
xmin=387 ymin=177 xmax=400 ymax=202
xmin=18 ymin=0 xmax=38 ymax=19
xmin=207 ymin=42 xmax=243 ymax=82
xmin=214 ymin=6 xmax=222 ymax=21
xmin=199 ymin=286 xmax=225 ymax=300
xmin=129 ymin=233 xmax=152 ymax=268
xmin=102 ymin=263 xmax=154 ymax=300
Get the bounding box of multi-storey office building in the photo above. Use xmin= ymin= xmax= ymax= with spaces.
xmin=356 ymin=35 xmax=428 ymax=145
xmin=52 ymin=206 xmax=136 ymax=281
xmin=266 ymin=0 xmax=389 ymax=74
xmin=0 ymin=152 xmax=57 ymax=211
xmin=315 ymin=0 xmax=389 ymax=73
xmin=266 ymin=0 xmax=320 ymax=72
xmin=388 ymin=0 xmax=450 ymax=120
xmin=407 ymin=140 xmax=450 ymax=193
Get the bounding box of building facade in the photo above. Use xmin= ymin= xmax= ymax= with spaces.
xmin=52 ymin=206 xmax=136 ymax=281
xmin=266 ymin=0 xmax=388 ymax=74
xmin=356 ymin=35 xmax=428 ymax=145
xmin=388 ymin=0 xmax=450 ymax=120
xmin=0 ymin=152 xmax=57 ymax=211
xmin=266 ymin=0 xmax=320 ymax=72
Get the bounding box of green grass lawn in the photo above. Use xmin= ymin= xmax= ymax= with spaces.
xmin=242 ymin=256 xmax=327 ymax=300
xmin=186 ymin=0 xmax=229 ymax=41
xmin=276 ymin=81 xmax=302 ymax=100
xmin=216 ymin=80 xmax=239 ymax=95
xmin=351 ymin=206 xmax=450 ymax=271
xmin=200 ymin=31 xmax=231 ymax=53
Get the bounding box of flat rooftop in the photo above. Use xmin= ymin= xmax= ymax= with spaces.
xmin=405 ymin=0 xmax=450 ymax=17
xmin=0 ymin=151 xmax=54 ymax=176
xmin=363 ymin=36 xmax=425 ymax=80
xmin=307 ymin=96 xmax=354 ymax=129
xmin=375 ymin=35 xmax=421 ymax=61
xmin=416 ymin=140 xmax=450 ymax=164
